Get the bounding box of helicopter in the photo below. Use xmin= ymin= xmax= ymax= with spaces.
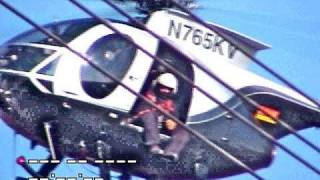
xmin=0 ymin=0 xmax=319 ymax=180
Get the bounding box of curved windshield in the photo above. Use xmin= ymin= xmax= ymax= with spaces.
xmin=5 ymin=19 xmax=99 ymax=46
xmin=0 ymin=19 xmax=99 ymax=72
xmin=0 ymin=44 xmax=55 ymax=72
xmin=81 ymin=34 xmax=136 ymax=99
xmin=37 ymin=58 xmax=60 ymax=76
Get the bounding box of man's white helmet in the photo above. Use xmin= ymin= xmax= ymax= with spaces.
xmin=157 ymin=73 xmax=178 ymax=93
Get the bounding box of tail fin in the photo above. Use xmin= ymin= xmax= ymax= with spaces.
xmin=206 ymin=22 xmax=270 ymax=68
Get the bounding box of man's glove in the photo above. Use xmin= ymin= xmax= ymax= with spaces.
xmin=165 ymin=119 xmax=177 ymax=130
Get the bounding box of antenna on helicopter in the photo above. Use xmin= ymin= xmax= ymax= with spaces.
xmin=43 ymin=122 xmax=58 ymax=160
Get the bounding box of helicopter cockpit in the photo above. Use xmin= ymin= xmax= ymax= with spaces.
xmin=0 ymin=44 xmax=56 ymax=72
xmin=0 ymin=19 xmax=99 ymax=73
xmin=0 ymin=16 xmax=194 ymax=125
xmin=0 ymin=18 xmax=160 ymax=114
xmin=5 ymin=19 xmax=99 ymax=46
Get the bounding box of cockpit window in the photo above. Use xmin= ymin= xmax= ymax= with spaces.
xmin=0 ymin=44 xmax=55 ymax=72
xmin=80 ymin=34 xmax=136 ymax=99
xmin=37 ymin=58 xmax=60 ymax=76
xmin=5 ymin=19 xmax=99 ymax=46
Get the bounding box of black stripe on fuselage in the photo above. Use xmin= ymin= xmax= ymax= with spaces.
xmin=188 ymin=85 xmax=318 ymax=124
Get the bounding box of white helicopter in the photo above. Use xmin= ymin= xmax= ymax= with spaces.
xmin=0 ymin=0 xmax=319 ymax=180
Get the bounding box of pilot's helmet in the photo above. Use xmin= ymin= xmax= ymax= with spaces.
xmin=156 ymin=73 xmax=178 ymax=95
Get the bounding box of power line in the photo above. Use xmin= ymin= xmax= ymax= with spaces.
xmin=70 ymin=0 xmax=320 ymax=174
xmin=167 ymin=0 xmax=320 ymax=155
xmin=79 ymin=0 xmax=320 ymax=172
xmin=169 ymin=1 xmax=320 ymax=110
xmin=100 ymin=0 xmax=320 ymax=157
xmin=0 ymin=1 xmax=264 ymax=179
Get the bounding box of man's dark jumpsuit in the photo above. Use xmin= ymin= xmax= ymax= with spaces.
xmin=137 ymin=90 xmax=190 ymax=156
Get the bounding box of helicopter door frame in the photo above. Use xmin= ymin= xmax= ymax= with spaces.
xmin=128 ymin=39 xmax=195 ymax=136
xmin=52 ymin=23 xmax=159 ymax=112
xmin=156 ymin=41 xmax=195 ymax=123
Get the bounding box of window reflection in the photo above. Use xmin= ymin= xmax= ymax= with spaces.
xmin=81 ymin=34 xmax=136 ymax=99
xmin=0 ymin=44 xmax=55 ymax=72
